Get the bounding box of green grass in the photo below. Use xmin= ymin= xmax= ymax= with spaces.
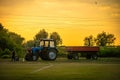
xmin=0 ymin=58 xmax=120 ymax=80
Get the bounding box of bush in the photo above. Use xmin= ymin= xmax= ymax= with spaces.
xmin=0 ymin=48 xmax=11 ymax=58
xmin=99 ymin=46 xmax=120 ymax=57
xmin=57 ymin=46 xmax=68 ymax=57
xmin=1 ymin=55 xmax=10 ymax=59
xmin=2 ymin=48 xmax=11 ymax=55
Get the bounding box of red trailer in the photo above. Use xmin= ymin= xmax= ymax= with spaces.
xmin=66 ymin=46 xmax=100 ymax=60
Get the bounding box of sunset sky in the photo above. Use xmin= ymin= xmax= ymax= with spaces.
xmin=0 ymin=0 xmax=120 ymax=46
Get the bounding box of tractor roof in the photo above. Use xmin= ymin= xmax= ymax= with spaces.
xmin=40 ymin=38 xmax=54 ymax=41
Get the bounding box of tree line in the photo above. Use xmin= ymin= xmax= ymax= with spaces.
xmin=83 ymin=32 xmax=120 ymax=57
xmin=0 ymin=23 xmax=62 ymax=58
xmin=84 ymin=31 xmax=116 ymax=46
xmin=0 ymin=23 xmax=119 ymax=58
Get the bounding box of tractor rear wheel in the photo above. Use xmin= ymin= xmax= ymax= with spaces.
xmin=47 ymin=49 xmax=57 ymax=61
xmin=40 ymin=53 xmax=48 ymax=60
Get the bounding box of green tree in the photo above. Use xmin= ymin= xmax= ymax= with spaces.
xmin=95 ymin=31 xmax=116 ymax=46
xmin=107 ymin=34 xmax=116 ymax=46
xmin=0 ymin=23 xmax=13 ymax=50
xmin=9 ymin=32 xmax=25 ymax=45
xmin=50 ymin=32 xmax=62 ymax=46
xmin=23 ymin=40 xmax=35 ymax=48
xmin=0 ymin=23 xmax=25 ymax=58
xmin=84 ymin=35 xmax=94 ymax=46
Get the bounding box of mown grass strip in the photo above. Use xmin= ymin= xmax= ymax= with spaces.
xmin=30 ymin=64 xmax=53 ymax=74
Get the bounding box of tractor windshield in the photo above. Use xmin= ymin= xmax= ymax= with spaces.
xmin=40 ymin=40 xmax=55 ymax=47
xmin=44 ymin=41 xmax=49 ymax=47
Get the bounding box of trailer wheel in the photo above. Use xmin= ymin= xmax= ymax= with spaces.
xmin=67 ymin=53 xmax=73 ymax=59
xmin=92 ymin=54 xmax=98 ymax=60
xmin=86 ymin=54 xmax=91 ymax=59
xmin=47 ymin=49 xmax=57 ymax=61
xmin=73 ymin=53 xmax=79 ymax=60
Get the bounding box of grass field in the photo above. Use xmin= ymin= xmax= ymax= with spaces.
xmin=0 ymin=58 xmax=120 ymax=80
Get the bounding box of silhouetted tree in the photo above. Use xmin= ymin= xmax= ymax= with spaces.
xmin=84 ymin=35 xmax=94 ymax=46
xmin=34 ymin=29 xmax=48 ymax=46
xmin=50 ymin=32 xmax=62 ymax=46
xmin=95 ymin=31 xmax=116 ymax=46
xmin=34 ymin=29 xmax=48 ymax=40
xmin=0 ymin=23 xmax=3 ymax=30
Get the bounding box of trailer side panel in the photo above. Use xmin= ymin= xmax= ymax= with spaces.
xmin=66 ymin=46 xmax=99 ymax=52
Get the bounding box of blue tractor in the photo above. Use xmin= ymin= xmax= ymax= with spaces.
xmin=25 ymin=39 xmax=58 ymax=61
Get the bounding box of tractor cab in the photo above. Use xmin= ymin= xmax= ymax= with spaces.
xmin=40 ymin=39 xmax=56 ymax=48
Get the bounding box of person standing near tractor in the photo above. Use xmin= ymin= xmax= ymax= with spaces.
xmin=11 ymin=50 xmax=15 ymax=62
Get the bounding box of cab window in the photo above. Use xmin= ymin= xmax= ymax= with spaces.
xmin=50 ymin=41 xmax=55 ymax=47
xmin=40 ymin=41 xmax=44 ymax=47
xmin=44 ymin=41 xmax=49 ymax=47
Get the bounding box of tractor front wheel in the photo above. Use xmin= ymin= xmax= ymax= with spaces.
xmin=47 ymin=49 xmax=57 ymax=61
